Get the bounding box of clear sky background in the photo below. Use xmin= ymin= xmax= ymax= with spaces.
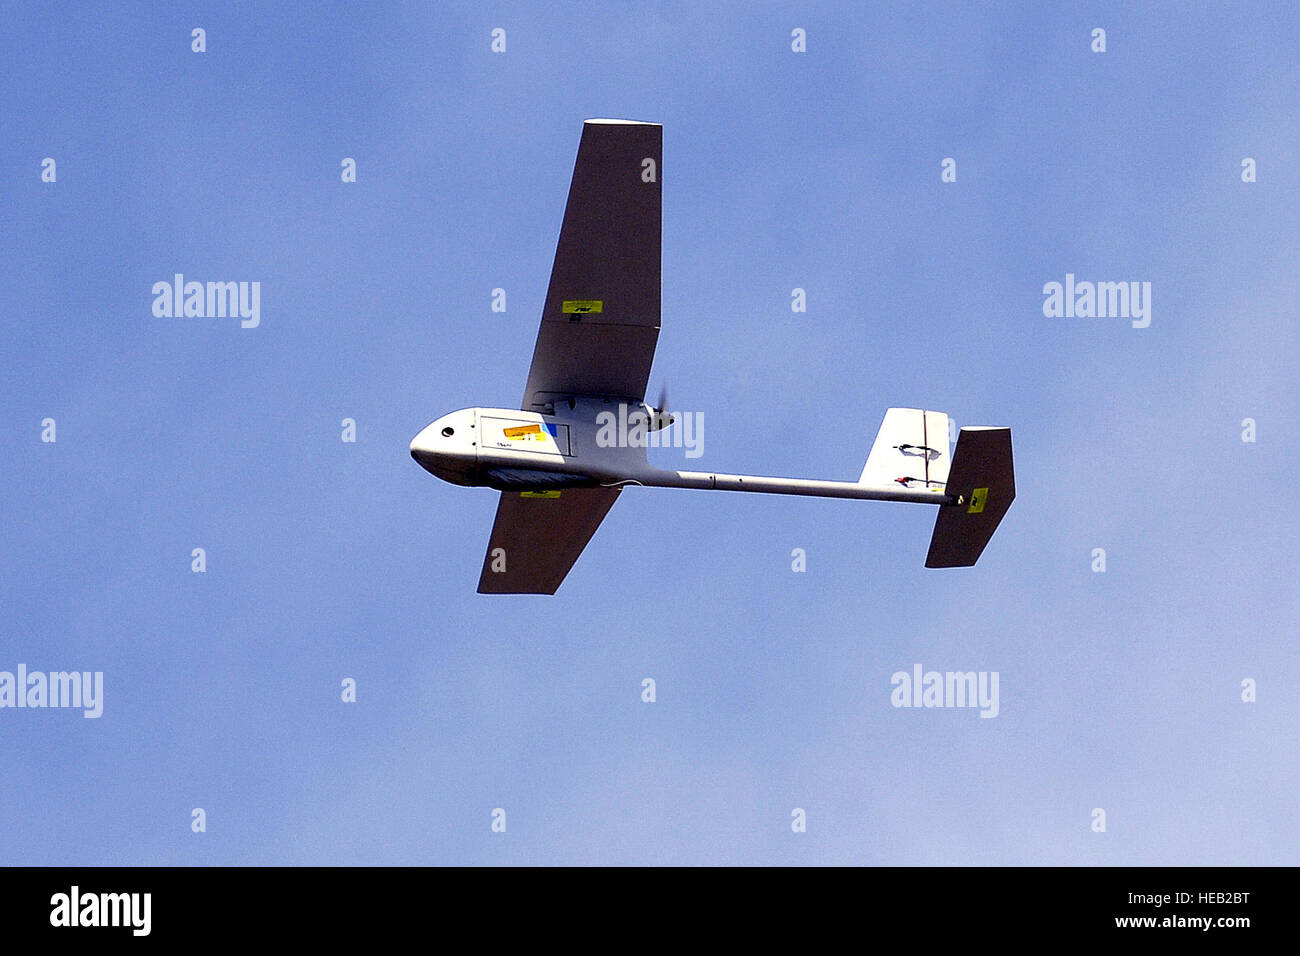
xmin=2 ymin=2 xmax=1296 ymax=865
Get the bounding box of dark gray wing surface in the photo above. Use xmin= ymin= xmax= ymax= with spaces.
xmin=477 ymin=487 xmax=622 ymax=594
xmin=521 ymin=119 xmax=662 ymax=411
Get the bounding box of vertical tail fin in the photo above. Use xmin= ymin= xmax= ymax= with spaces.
xmin=859 ymin=408 xmax=951 ymax=490
xmin=925 ymin=427 xmax=1015 ymax=568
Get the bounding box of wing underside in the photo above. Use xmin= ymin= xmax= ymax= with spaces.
xmin=477 ymin=487 xmax=622 ymax=594
xmin=520 ymin=119 xmax=663 ymax=411
xmin=481 ymin=119 xmax=658 ymax=594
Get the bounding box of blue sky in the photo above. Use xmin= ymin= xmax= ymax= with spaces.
xmin=2 ymin=1 xmax=1297 ymax=864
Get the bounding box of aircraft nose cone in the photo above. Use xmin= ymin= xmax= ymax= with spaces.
xmin=410 ymin=420 xmax=476 ymax=485
xmin=410 ymin=425 xmax=436 ymax=467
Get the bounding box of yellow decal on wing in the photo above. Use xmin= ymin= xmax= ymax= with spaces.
xmin=562 ymin=300 xmax=603 ymax=314
xmin=968 ymin=487 xmax=989 ymax=514
xmin=520 ymin=491 xmax=562 ymax=499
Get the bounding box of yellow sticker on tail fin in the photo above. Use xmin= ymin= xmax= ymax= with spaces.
xmin=562 ymin=300 xmax=603 ymax=314
xmin=968 ymin=487 xmax=989 ymax=514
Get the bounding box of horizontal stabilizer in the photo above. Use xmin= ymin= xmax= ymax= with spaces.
xmin=925 ymin=427 xmax=1015 ymax=568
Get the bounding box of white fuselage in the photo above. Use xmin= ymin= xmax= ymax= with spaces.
xmin=410 ymin=403 xmax=957 ymax=505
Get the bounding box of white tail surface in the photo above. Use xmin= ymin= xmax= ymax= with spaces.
xmin=859 ymin=408 xmax=951 ymax=489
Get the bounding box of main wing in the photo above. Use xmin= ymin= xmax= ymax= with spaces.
xmin=477 ymin=488 xmax=622 ymax=594
xmin=520 ymin=119 xmax=662 ymax=412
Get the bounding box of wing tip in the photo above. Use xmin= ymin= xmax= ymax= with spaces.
xmin=477 ymin=583 xmax=560 ymax=595
xmin=584 ymin=117 xmax=661 ymax=126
